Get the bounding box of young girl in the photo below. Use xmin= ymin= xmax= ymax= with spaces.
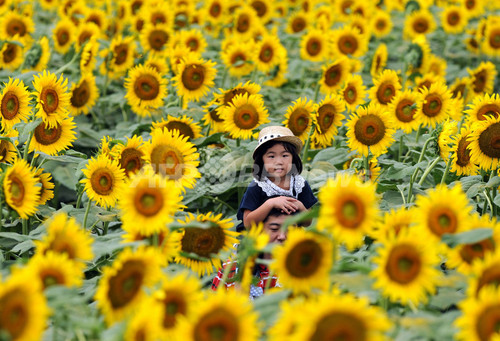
xmin=237 ymin=126 xmax=318 ymax=231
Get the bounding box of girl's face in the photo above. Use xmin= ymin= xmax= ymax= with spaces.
xmin=262 ymin=143 xmax=293 ymax=180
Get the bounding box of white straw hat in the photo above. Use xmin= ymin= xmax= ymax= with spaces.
xmin=253 ymin=126 xmax=303 ymax=159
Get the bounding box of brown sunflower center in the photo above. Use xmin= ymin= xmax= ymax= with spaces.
xmin=376 ymin=82 xmax=396 ymax=105
xmin=473 ymin=70 xmax=487 ymax=93
xmin=427 ymin=206 xmax=458 ymax=237
xmin=288 ymin=108 xmax=310 ymax=136
xmin=489 ymin=29 xmax=500 ymax=49
xmin=181 ymin=64 xmax=205 ymax=91
xmin=166 ymin=121 xmax=195 ymax=139
xmin=376 ymin=18 xmax=387 ymax=30
xmin=341 ymin=0 xmax=354 ymax=14
xmin=230 ymin=52 xmax=247 ymax=68
xmin=478 ymin=122 xmax=500 ymax=158
xmin=422 ymin=94 xmax=443 ymax=117
xmin=150 ymin=145 xmax=184 ymax=180
xmin=8 ymin=175 xmax=25 ymax=206
xmin=311 ymin=311 xmax=366 ymax=341
xmin=0 ymin=140 xmax=9 ymax=161
xmin=477 ymin=265 xmax=500 ymax=296
xmin=6 ymin=18 xmax=26 ymax=37
xmin=385 ymin=244 xmax=422 ymax=284
xmin=120 ymin=148 xmax=144 ymax=175
xmin=161 ymin=290 xmax=187 ymax=328
xmin=477 ymin=104 xmax=500 ymax=121
xmin=306 ymin=38 xmax=322 ymax=56
xmin=395 ymin=99 xmax=416 ymax=123
xmin=224 ymin=88 xmax=248 ymax=105
xmin=108 ymin=260 xmax=145 ymax=309
xmin=476 ymin=304 xmax=500 ymax=341
xmin=40 ymin=269 xmax=65 ymax=289
xmin=259 ymin=44 xmax=273 ymax=63
xmin=344 ymin=85 xmax=357 ymax=104
xmin=317 ymin=104 xmax=336 ymax=132
xmin=465 ymin=0 xmax=476 ymax=9
xmin=338 ymin=34 xmax=358 ymax=55
xmin=181 ymin=225 xmax=226 ymax=258
xmin=70 ymin=80 xmax=90 ymax=108
xmin=452 ymin=83 xmax=466 ymax=99
xmin=151 ymin=12 xmax=167 ymax=25
xmin=113 ymin=44 xmax=129 ymax=65
xmin=134 ymin=74 xmax=160 ymax=100
xmin=187 ymin=38 xmax=199 ymax=52
xmin=324 ymin=65 xmax=342 ymax=87
xmin=413 ymin=18 xmax=429 ymax=33
xmin=233 ymin=104 xmax=259 ymax=130
xmin=33 ymin=121 xmax=63 ymax=146
xmin=447 ymin=12 xmax=460 ymax=25
xmin=291 ymin=17 xmax=306 ymax=33
xmin=2 ymin=43 xmax=18 ymax=64
xmin=47 ymin=237 xmax=76 ymax=259
xmin=284 ymin=239 xmax=323 ymax=279
xmin=0 ymin=289 xmax=29 ymax=339
xmin=40 ymin=88 xmax=60 ymax=114
xmin=456 ymin=136 xmax=472 ymax=167
xmin=209 ymin=2 xmax=221 ymax=17
xmin=337 ymin=195 xmax=365 ymax=228
xmin=90 ymin=168 xmax=114 ymax=195
xmin=236 ymin=13 xmax=250 ymax=33
xmin=459 ymin=239 xmax=495 ymax=265
xmin=193 ymin=308 xmax=239 ymax=341
xmin=251 ymin=0 xmax=267 ymax=17
xmin=210 ymin=108 xmax=224 ymax=122
xmin=354 ymin=114 xmax=386 ymax=146
xmin=148 ymin=29 xmax=169 ymax=51
xmin=1 ymin=92 xmax=20 ymax=120
xmin=56 ymin=28 xmax=70 ymax=46
xmin=134 ymin=188 xmax=164 ymax=217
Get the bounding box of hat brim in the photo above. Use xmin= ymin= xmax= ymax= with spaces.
xmin=252 ymin=136 xmax=303 ymax=159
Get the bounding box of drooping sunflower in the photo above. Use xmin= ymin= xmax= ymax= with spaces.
xmin=221 ymin=92 xmax=269 ymax=140
xmin=32 ymin=70 xmax=71 ymax=128
xmin=371 ymin=227 xmax=441 ymax=306
xmin=24 ymin=36 xmax=50 ymax=72
xmin=346 ymin=103 xmax=396 ymax=157
xmin=467 ymin=115 xmax=500 ymax=170
xmin=482 ymin=20 xmax=500 ymax=57
xmin=0 ymin=135 xmax=16 ymax=164
xmin=441 ymin=5 xmax=468 ymax=34
xmin=403 ymin=9 xmax=436 ymax=40
xmin=95 ymin=246 xmax=164 ymax=325
xmin=312 ymin=94 xmax=345 ymax=148
xmin=68 ymin=73 xmax=99 ymax=116
xmin=371 ymin=8 xmax=393 ymax=38
xmin=173 ymin=53 xmax=217 ymax=104
xmin=34 ymin=212 xmax=94 ymax=262
xmin=80 ymin=37 xmax=99 ymax=74
xmin=153 ymin=273 xmax=202 ymax=339
xmin=0 ymin=271 xmax=49 ymax=341
xmin=330 ymin=24 xmax=368 ymax=58
xmin=438 ymin=119 xmax=459 ymax=161
xmin=175 ymin=212 xmax=238 ymax=276
xmin=52 ymin=17 xmax=76 ymax=54
xmin=465 ymin=93 xmax=500 ymax=124
xmin=152 ymin=115 xmax=202 ymax=141
xmin=340 ymin=74 xmax=367 ymax=113
xmin=317 ymin=173 xmax=379 ymax=251
xmin=35 ymin=168 xmax=55 ymax=206
xmin=24 ymin=251 xmax=83 ymax=289
xmin=282 ymin=97 xmax=315 ymax=143
xmin=387 ymin=89 xmax=422 ymax=133
xmin=450 ymin=124 xmax=479 ymax=176
xmin=139 ymin=23 xmax=171 ymax=57
xmin=29 ymin=116 xmax=77 ymax=156
xmin=255 ymin=33 xmax=283 ymax=73
xmin=81 ymin=154 xmax=126 ymax=208
xmin=0 ymin=77 xmax=30 ymax=132
xmin=119 ymin=166 xmax=183 ymax=236
xmin=300 ymin=28 xmax=329 ymax=62
xmin=179 ymin=289 xmax=260 ymax=341
xmin=0 ymin=42 xmax=24 ymax=71
xmin=110 ymin=135 xmax=146 ymax=177
xmin=414 ymin=184 xmax=473 ymax=246
xmin=467 ymin=61 xmax=497 ymax=96
xmin=2 ymin=158 xmax=40 ymax=219
xmin=293 ymin=290 xmax=391 ymax=341
xmin=370 ymin=43 xmax=387 ymax=77
xmin=221 ymin=40 xmax=256 ymax=77
xmin=142 ymin=128 xmax=201 ymax=190
xmin=124 ymin=64 xmax=168 ymax=117
xmin=369 ymin=69 xmax=402 ymax=107
xmin=415 ymin=81 xmax=453 ymax=128
xmin=272 ymin=228 xmax=333 ymax=294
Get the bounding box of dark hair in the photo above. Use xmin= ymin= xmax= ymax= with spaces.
xmin=252 ymin=140 xmax=303 ymax=181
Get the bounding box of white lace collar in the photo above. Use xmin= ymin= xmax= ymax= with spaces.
xmin=255 ymin=175 xmax=305 ymax=198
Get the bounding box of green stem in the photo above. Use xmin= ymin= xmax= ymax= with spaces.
xmin=313 ymin=81 xmax=320 ymax=102
xmin=417 ymin=137 xmax=436 ymax=164
xmin=83 ymin=200 xmax=92 ymax=230
xmin=398 ymin=134 xmax=404 ymax=162
xmin=152 ymin=233 xmax=159 ymax=248
xmin=440 ymin=156 xmax=453 ymax=185
xmin=55 ymin=49 xmax=80 ymax=75
xmin=23 ymin=131 xmax=34 ymax=161
xmin=407 ymin=168 xmax=422 ymax=203
xmin=0 ymin=196 xmax=3 ymax=224
xmin=484 ymin=189 xmax=494 ymax=218
xmin=22 ymin=218 xmax=28 ymax=235
xmin=415 ymin=124 xmax=423 ymax=144
xmin=364 ymin=154 xmax=370 ymax=182
xmin=301 ymin=124 xmax=315 ymax=163
xmin=418 ymin=156 xmax=441 ymax=186
xmin=75 ymin=189 xmax=83 ymax=209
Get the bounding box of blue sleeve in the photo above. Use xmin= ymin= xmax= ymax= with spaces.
xmin=298 ymin=181 xmax=318 ymax=209
xmin=237 ymin=182 xmax=266 ymax=221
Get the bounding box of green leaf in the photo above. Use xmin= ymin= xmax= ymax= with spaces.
xmin=485 ymin=175 xmax=500 ymax=188
xmin=441 ymin=228 xmax=493 ymax=248
xmin=17 ymin=118 xmax=42 ymax=145
xmin=193 ymin=132 xmax=225 ymax=148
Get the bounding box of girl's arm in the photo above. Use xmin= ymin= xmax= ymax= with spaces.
xmin=243 ymin=196 xmax=301 ymax=227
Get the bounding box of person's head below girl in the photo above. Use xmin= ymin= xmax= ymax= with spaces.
xmin=252 ymin=126 xmax=303 ymax=185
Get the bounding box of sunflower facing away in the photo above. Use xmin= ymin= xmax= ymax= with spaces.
xmin=29 ymin=116 xmax=77 ymax=156
xmin=282 ymin=97 xmax=315 ymax=143
xmin=95 ymin=246 xmax=164 ymax=325
xmin=175 ymin=212 xmax=239 ymax=277
xmin=32 ymin=70 xmax=71 ymax=128
xmin=69 ymin=73 xmax=99 ymax=116
xmin=152 ymin=115 xmax=202 ymax=141
xmin=312 ymin=94 xmax=345 ymax=148
xmin=0 ymin=77 xmax=31 ymax=132
xmin=173 ymin=53 xmax=217 ymax=105
xmin=81 ymin=154 xmax=126 ymax=208
xmin=317 ymin=173 xmax=379 ymax=251
xmin=370 ymin=43 xmax=388 ymax=77
xmin=35 ymin=168 xmax=55 ymax=206
xmin=467 ymin=115 xmax=500 ymax=171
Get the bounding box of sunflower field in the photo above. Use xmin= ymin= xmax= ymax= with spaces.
xmin=2 ymin=0 xmax=500 ymax=339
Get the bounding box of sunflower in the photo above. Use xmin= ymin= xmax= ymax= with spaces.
xmin=2 ymin=158 xmax=40 ymax=219
xmin=0 ymin=10 xmax=34 ymax=43
xmin=346 ymin=103 xmax=396 ymax=157
xmin=426 ymin=54 xmax=447 ymax=78
xmin=24 ymin=251 xmax=83 ymax=289
xmin=203 ymin=0 xmax=225 ymax=26
xmin=267 ymin=297 xmax=306 ymax=339
xmin=175 ymin=212 xmax=238 ymax=276
xmin=414 ymin=184 xmax=473 ymax=247
xmin=35 ymin=168 xmax=55 ymax=206
xmin=255 ymin=33 xmax=283 ymax=72
xmin=202 ymin=99 xmax=226 ymax=133
xmin=214 ymin=81 xmax=261 ymax=116
xmin=154 ymin=273 xmax=202 ymax=338
xmin=282 ymin=97 xmax=315 ymax=143
xmin=387 ymin=89 xmax=422 ymax=133
xmin=75 ymin=22 xmax=102 ymax=51
xmin=142 ymin=128 xmax=200 ymax=190
xmin=124 ymin=64 xmax=168 ymax=117
xmin=467 ymin=115 xmax=500 ymax=170
xmin=317 ymin=173 xmax=379 ymax=251
xmin=32 ymin=70 xmax=71 ymax=128
xmin=467 ymin=61 xmax=497 ymax=96
xmin=119 ymin=166 xmax=183 ymax=236
xmin=438 ymin=119 xmax=458 ymax=161
xmin=340 ymin=74 xmax=367 ymax=113
xmin=101 ymin=35 xmax=137 ymax=79
xmin=179 ymin=28 xmax=207 ymax=55
xmin=312 ymin=94 xmax=345 ymax=148
xmin=450 ymin=124 xmax=479 ymax=176
xmin=0 ymin=136 xmax=16 ymax=164
xmin=286 ymin=10 xmax=310 ymax=34
xmin=85 ymin=7 xmax=108 ymax=30
xmin=370 ymin=43 xmax=387 ymax=77
xmin=139 ymin=23 xmax=171 ymax=57
xmin=80 ymin=37 xmax=99 ymax=74
xmin=81 ymin=154 xmax=126 ymax=208
xmin=369 ymin=69 xmax=402 ymax=107
xmin=293 ymin=290 xmax=391 ymax=341
xmin=271 ymin=228 xmax=333 ymax=293
xmin=333 ymin=0 xmax=357 ymax=21
xmin=121 ymin=227 xmax=181 ymax=261
xmin=144 ymin=54 xmax=170 ymax=75
xmin=0 ymin=42 xmax=23 ymax=71
xmin=110 ymin=135 xmax=146 ymax=177
xmin=373 ymin=207 xmax=416 ymax=241
xmin=465 ymin=93 xmax=500 ymax=124
xmin=482 ymin=20 xmax=500 ymax=57
xmin=173 ymin=53 xmax=217 ymax=104
xmin=467 ymin=248 xmax=500 ymax=299
xmin=68 ymin=73 xmax=99 ymax=116
xmin=228 ymin=5 xmax=261 ymax=39
xmin=414 ymin=81 xmax=453 ymax=128
xmin=371 ymin=227 xmax=441 ymax=306
xmin=29 ymin=116 xmax=76 ymax=156
xmin=152 ymin=115 xmax=202 ymax=141
xmin=95 ymin=246 xmax=164 ymax=325
xmin=0 ymin=271 xmax=48 ymax=341
xmin=403 ymin=9 xmax=436 ymax=40
xmin=0 ymin=77 xmax=30 ymax=133
xmin=441 ymin=5 xmax=468 ymax=34
xmin=124 ymin=298 xmax=163 ymax=341
xmin=250 ymin=0 xmax=273 ymax=24
xmin=330 ymin=25 xmax=368 ymax=58
xmin=321 ymin=60 xmax=349 ymax=97
xmin=138 ymin=0 xmax=173 ymax=27
xmin=180 ymin=289 xmax=260 ymax=341
xmin=413 ymin=73 xmax=445 ymax=93
xmin=464 ymin=27 xmax=481 ymax=55
xmin=221 ymin=41 xmax=256 ymax=77
xmin=300 ymin=28 xmax=329 ymax=62
xmin=221 ymin=92 xmax=269 ymax=140
xmin=371 ymin=9 xmax=393 ymax=38
xmin=35 ymin=212 xmax=94 ymax=261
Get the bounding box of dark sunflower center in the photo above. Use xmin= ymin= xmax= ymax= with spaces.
xmin=181 ymin=226 xmax=226 ymax=258
xmin=209 ymin=3 xmax=221 ymax=17
xmin=306 ymin=38 xmax=321 ymax=56
xmin=193 ymin=308 xmax=239 ymax=341
xmin=150 ymin=145 xmax=184 ymax=180
xmin=70 ymin=80 xmax=90 ymax=108
xmin=162 ymin=290 xmax=187 ymax=328
xmin=385 ymin=244 xmax=422 ymax=284
xmin=317 ymin=104 xmax=336 ymax=132
xmin=41 ymin=270 xmax=65 ymax=289
xmin=376 ymin=19 xmax=387 ymax=30
xmin=477 ymin=104 xmax=500 ymax=121
xmin=0 ymin=141 xmax=9 ymax=161
xmin=338 ymin=196 xmax=365 ymax=228
xmin=292 ymin=18 xmax=306 ymax=33
xmin=148 ymin=29 xmax=169 ymax=51
xmin=224 ymin=88 xmax=248 ymax=105
xmin=33 ymin=121 xmax=63 ymax=146
xmin=7 ymin=18 xmax=26 ymax=37
xmin=166 ymin=121 xmax=195 ymax=139
xmin=210 ymin=108 xmax=224 ymax=122
xmin=113 ymin=44 xmax=128 ymax=65
xmin=57 ymin=29 xmax=70 ymax=46
xmin=48 ymin=238 xmax=76 ymax=259
xmin=236 ymin=13 xmax=250 ymax=33
xmin=473 ymin=70 xmax=487 ymax=93
xmin=376 ymin=83 xmax=396 ymax=104
xmin=259 ymin=44 xmax=273 ymax=63
xmin=187 ymin=38 xmax=199 ymax=51
xmin=90 ymin=168 xmax=114 ymax=195
xmin=151 ymin=12 xmax=166 ymax=25
xmin=134 ymin=74 xmax=160 ymax=100
xmin=8 ymin=175 xmax=25 ymax=206
xmin=0 ymin=289 xmax=29 ymax=339
xmin=354 ymin=114 xmax=386 ymax=146
xmin=466 ymin=0 xmax=476 ymax=9
xmin=181 ymin=64 xmax=206 ymax=91
xmin=489 ymin=29 xmax=500 ymax=49
xmin=284 ymin=239 xmax=323 ymax=278
xmin=396 ymin=99 xmax=416 ymax=123
xmin=40 ymin=88 xmax=60 ymax=114
xmin=428 ymin=206 xmax=458 ymax=237
xmin=413 ymin=18 xmax=429 ymax=33
xmin=231 ymin=52 xmax=247 ymax=68
xmin=310 ymin=311 xmax=366 ymax=341
xmin=251 ymin=0 xmax=267 ymax=17
xmin=478 ymin=122 xmax=500 ymax=158
xmin=452 ymin=84 xmax=466 ymax=99
xmin=459 ymin=239 xmax=494 ymax=264
xmin=456 ymin=136 xmax=472 ymax=167
xmin=2 ymin=43 xmax=17 ymax=64
xmin=233 ymin=104 xmax=259 ymax=130
xmin=447 ymin=12 xmax=459 ymax=25
xmin=344 ymin=86 xmax=357 ymax=104
xmin=288 ymin=108 xmax=310 ymax=136
xmin=476 ymin=304 xmax=500 ymax=341
xmin=134 ymin=188 xmax=163 ymax=217
xmin=422 ymin=94 xmax=443 ymax=117
xmin=1 ymin=92 xmax=19 ymax=120
xmin=338 ymin=35 xmax=358 ymax=55
xmin=108 ymin=260 xmax=145 ymax=309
